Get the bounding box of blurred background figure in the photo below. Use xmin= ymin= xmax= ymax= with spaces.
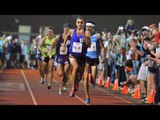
xmin=125 ymin=19 xmax=136 ymax=33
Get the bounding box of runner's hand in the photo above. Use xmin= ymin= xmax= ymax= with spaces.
xmin=61 ymin=44 xmax=65 ymax=52
xmin=49 ymin=55 xmax=52 ymax=59
xmin=85 ymin=30 xmax=91 ymax=38
xmin=101 ymin=58 xmax=105 ymax=63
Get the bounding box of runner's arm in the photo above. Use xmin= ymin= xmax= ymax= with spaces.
xmin=98 ymin=33 xmax=105 ymax=63
xmin=84 ymin=30 xmax=91 ymax=47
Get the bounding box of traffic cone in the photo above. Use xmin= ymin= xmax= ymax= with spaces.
xmin=112 ymin=79 xmax=119 ymax=91
xmin=105 ymin=77 xmax=110 ymax=88
xmin=121 ymin=85 xmax=128 ymax=94
xmin=132 ymin=85 xmax=140 ymax=99
xmin=95 ymin=77 xmax=99 ymax=84
xmin=98 ymin=75 xmax=103 ymax=86
xmin=147 ymin=89 xmax=155 ymax=104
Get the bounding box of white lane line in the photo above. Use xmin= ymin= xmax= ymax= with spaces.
xmin=53 ymin=79 xmax=89 ymax=105
xmin=95 ymin=87 xmax=135 ymax=105
xmin=21 ymin=69 xmax=38 ymax=105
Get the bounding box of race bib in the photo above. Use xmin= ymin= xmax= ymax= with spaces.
xmin=72 ymin=42 xmax=82 ymax=53
xmin=79 ymin=38 xmax=84 ymax=43
xmin=60 ymin=46 xmax=68 ymax=55
xmin=87 ymin=42 xmax=96 ymax=52
xmin=66 ymin=40 xmax=70 ymax=45
xmin=46 ymin=46 xmax=51 ymax=52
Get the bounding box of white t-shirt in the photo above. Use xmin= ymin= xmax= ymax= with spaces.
xmin=156 ymin=44 xmax=160 ymax=55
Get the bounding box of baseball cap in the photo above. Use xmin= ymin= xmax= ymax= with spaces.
xmin=141 ymin=26 xmax=150 ymax=31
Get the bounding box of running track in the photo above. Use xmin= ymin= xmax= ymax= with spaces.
xmin=0 ymin=68 xmax=142 ymax=105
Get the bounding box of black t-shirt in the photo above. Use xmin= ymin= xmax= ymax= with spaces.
xmin=56 ymin=34 xmax=71 ymax=56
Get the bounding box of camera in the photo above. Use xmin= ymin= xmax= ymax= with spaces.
xmin=141 ymin=58 xmax=148 ymax=63
xmin=119 ymin=26 xmax=124 ymax=30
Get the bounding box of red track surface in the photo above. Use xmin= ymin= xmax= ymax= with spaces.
xmin=0 ymin=69 xmax=142 ymax=105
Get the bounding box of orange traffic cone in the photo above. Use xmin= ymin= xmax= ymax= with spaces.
xmin=98 ymin=75 xmax=103 ymax=86
xmin=112 ymin=79 xmax=119 ymax=91
xmin=132 ymin=85 xmax=140 ymax=99
xmin=105 ymin=77 xmax=110 ymax=88
xmin=147 ymin=89 xmax=155 ymax=104
xmin=121 ymin=85 xmax=128 ymax=94
xmin=95 ymin=77 xmax=99 ymax=84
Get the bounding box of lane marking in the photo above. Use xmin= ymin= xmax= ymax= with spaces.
xmin=1 ymin=69 xmax=136 ymax=105
xmin=21 ymin=69 xmax=38 ymax=105
xmin=53 ymin=79 xmax=89 ymax=105
xmin=0 ymin=82 xmax=25 ymax=91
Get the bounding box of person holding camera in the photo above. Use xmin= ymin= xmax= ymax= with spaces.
xmin=134 ymin=37 xmax=151 ymax=100
xmin=125 ymin=19 xmax=136 ymax=33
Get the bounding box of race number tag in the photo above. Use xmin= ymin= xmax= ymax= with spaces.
xmin=72 ymin=42 xmax=82 ymax=53
xmin=66 ymin=40 xmax=70 ymax=45
xmin=87 ymin=42 xmax=96 ymax=52
xmin=79 ymin=38 xmax=84 ymax=43
xmin=60 ymin=46 xmax=68 ymax=55
xmin=46 ymin=46 xmax=51 ymax=52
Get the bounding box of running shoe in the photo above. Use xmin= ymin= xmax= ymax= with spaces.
xmin=69 ymin=90 xmax=75 ymax=97
xmin=39 ymin=79 xmax=44 ymax=84
xmin=85 ymin=98 xmax=90 ymax=104
xmin=47 ymin=84 xmax=51 ymax=89
xmin=59 ymin=88 xmax=63 ymax=95
xmin=92 ymin=83 xmax=95 ymax=88
xmin=91 ymin=80 xmax=96 ymax=88
xmin=63 ymin=86 xmax=68 ymax=91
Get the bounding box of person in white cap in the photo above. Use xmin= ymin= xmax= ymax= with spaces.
xmin=83 ymin=20 xmax=105 ymax=103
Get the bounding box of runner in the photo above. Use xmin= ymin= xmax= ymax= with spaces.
xmin=68 ymin=17 xmax=91 ymax=97
xmin=51 ymin=23 xmax=71 ymax=94
xmin=83 ymin=21 xmax=105 ymax=103
xmin=40 ymin=26 xmax=56 ymax=89
xmin=34 ymin=26 xmax=46 ymax=84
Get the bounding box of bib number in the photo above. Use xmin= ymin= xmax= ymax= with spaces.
xmin=60 ymin=46 xmax=68 ymax=55
xmin=72 ymin=42 xmax=82 ymax=53
xmin=87 ymin=42 xmax=96 ymax=52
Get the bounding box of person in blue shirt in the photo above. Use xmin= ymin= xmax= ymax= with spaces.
xmin=83 ymin=20 xmax=105 ymax=103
